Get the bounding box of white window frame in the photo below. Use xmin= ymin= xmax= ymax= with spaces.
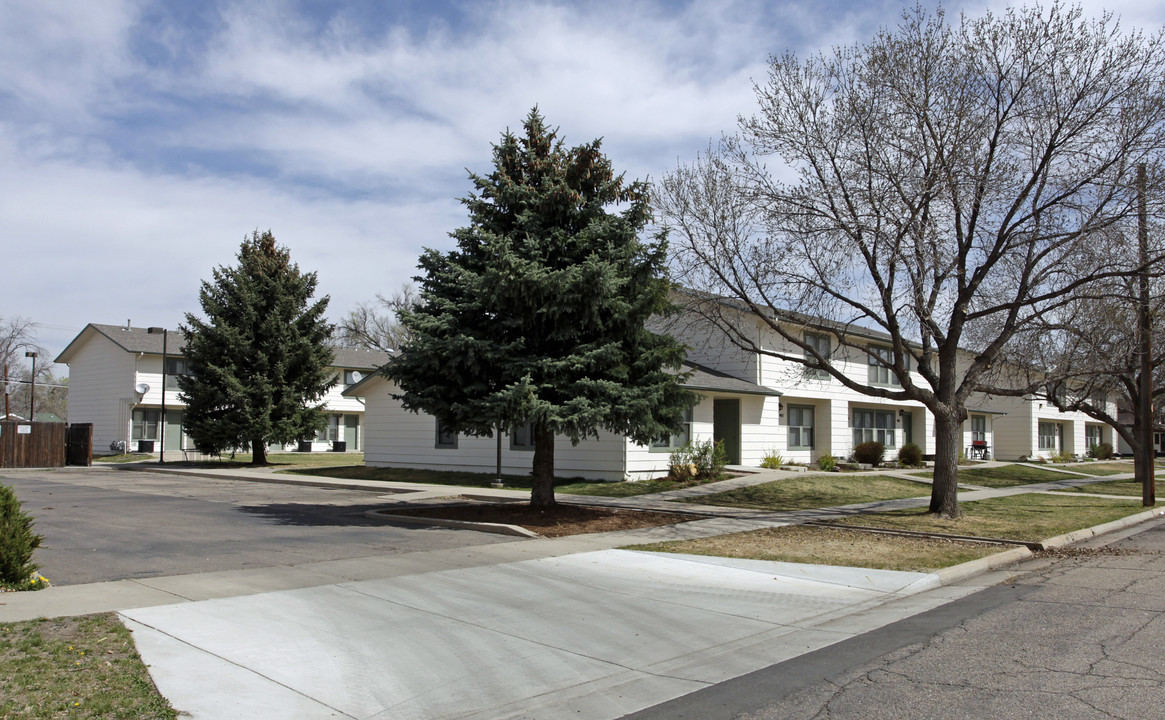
xmin=971 ymin=415 xmax=987 ymax=444
xmin=1038 ymin=422 xmax=1059 ymax=451
xmin=853 ymin=409 xmax=897 ymax=448
xmin=132 ymin=409 xmax=160 ymax=440
xmin=867 ymin=346 xmax=905 ymax=387
xmin=1085 ymin=425 xmax=1103 ymax=449
xmin=787 ymin=405 xmax=815 ymax=449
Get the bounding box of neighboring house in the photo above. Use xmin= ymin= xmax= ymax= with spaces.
xmin=54 ymin=323 xmax=390 ymax=455
xmin=978 ymin=392 xmax=1119 ymax=460
xmin=349 ymin=297 xmax=1123 ymax=480
xmin=344 ymin=362 xmax=781 ymax=483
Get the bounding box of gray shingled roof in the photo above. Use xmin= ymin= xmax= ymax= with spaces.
xmin=681 ymin=362 xmax=782 ymax=396
xmin=55 ymin=323 xmax=391 ymax=369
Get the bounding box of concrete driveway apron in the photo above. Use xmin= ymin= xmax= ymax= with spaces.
xmin=122 ymin=548 xmax=974 ymax=720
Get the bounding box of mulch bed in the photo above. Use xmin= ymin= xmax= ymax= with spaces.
xmin=386 ymin=500 xmax=691 ymax=538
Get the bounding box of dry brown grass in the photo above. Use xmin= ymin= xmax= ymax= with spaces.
xmin=625 ymin=524 xmax=1004 ymax=572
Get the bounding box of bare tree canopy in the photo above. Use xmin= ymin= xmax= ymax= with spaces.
xmin=334 ymin=284 xmax=417 ymax=354
xmin=656 ymin=3 xmax=1165 ymax=517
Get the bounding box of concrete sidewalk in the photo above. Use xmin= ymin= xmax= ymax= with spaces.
xmin=121 ymin=549 xmax=989 ymax=720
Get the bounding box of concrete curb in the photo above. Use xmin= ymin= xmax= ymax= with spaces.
xmin=932 ymin=545 xmax=1034 ymax=585
xmin=1039 ymin=507 xmax=1165 ymax=549
xmin=363 ymin=509 xmax=541 ymax=538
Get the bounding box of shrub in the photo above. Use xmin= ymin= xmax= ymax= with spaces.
xmin=759 ymin=449 xmax=785 ymax=469
xmin=817 ymin=454 xmax=838 ymax=471
xmin=853 ymin=441 xmax=885 ymax=466
xmin=1087 ymin=442 xmax=1113 ymax=460
xmin=1050 ymin=450 xmax=1076 ymax=463
xmin=668 ymin=440 xmax=728 ymax=482
xmin=0 ymin=483 xmax=42 ymax=587
xmin=897 ymin=442 xmax=923 ymax=467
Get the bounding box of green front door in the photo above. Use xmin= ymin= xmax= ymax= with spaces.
xmin=164 ymin=411 xmax=184 ymax=452
xmin=344 ymin=414 xmax=359 ymax=451
xmin=713 ymin=398 xmax=742 ymax=465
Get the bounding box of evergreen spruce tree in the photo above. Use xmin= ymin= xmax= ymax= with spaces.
xmin=179 ymin=230 xmax=335 ymax=465
xmin=386 ymin=108 xmax=695 ymax=508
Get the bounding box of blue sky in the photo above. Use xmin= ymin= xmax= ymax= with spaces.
xmin=2 ymin=0 xmax=1162 ymax=367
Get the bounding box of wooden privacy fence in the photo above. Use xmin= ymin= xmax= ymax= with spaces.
xmin=0 ymin=421 xmax=67 ymax=468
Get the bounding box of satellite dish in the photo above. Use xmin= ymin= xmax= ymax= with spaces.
xmin=135 ymin=383 xmax=150 ymax=395
xmin=350 ymin=371 xmax=363 ymax=383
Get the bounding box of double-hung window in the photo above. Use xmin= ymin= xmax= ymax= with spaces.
xmin=651 ymin=407 xmax=693 ymax=450
xmin=1085 ymin=425 xmax=1102 ymax=449
xmin=867 ymin=346 xmax=906 ymax=387
xmin=164 ymin=357 xmax=190 ymax=389
xmin=853 ymin=409 xmax=896 ymax=448
xmin=132 ymin=409 xmax=159 ymax=440
xmin=787 ymin=405 xmax=814 ymax=449
xmin=803 ymin=332 xmax=831 ymax=379
xmin=971 ymin=415 xmax=987 ymax=444
xmin=1038 ymin=422 xmax=1058 ymax=451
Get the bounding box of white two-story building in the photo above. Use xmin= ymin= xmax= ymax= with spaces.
xmin=55 ymin=322 xmax=390 ymax=455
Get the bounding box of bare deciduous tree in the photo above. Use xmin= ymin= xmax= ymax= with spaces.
xmin=656 ymin=4 xmax=1165 ymax=517
xmin=334 ymin=284 xmax=417 ymax=353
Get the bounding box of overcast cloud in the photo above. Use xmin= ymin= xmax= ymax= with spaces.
xmin=1 ymin=0 xmax=1162 ymax=368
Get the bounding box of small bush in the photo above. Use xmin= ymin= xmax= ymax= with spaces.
xmin=759 ymin=449 xmax=785 ymax=469
xmin=853 ymin=441 xmax=885 ymax=466
xmin=817 ymin=454 xmax=838 ymax=471
xmin=0 ymin=483 xmax=42 ymax=587
xmin=1050 ymin=450 xmax=1076 ymax=463
xmin=897 ymin=442 xmax=923 ymax=467
xmin=668 ymin=440 xmax=728 ymax=482
xmin=1087 ymin=442 xmax=1113 ymax=460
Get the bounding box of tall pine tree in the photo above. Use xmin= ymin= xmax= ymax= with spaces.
xmin=386 ymin=108 xmax=694 ymax=508
xmin=179 ymin=230 xmax=335 ymax=464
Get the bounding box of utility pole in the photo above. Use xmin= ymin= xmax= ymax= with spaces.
xmin=1137 ymin=163 xmax=1155 ymax=506
xmin=24 ymin=351 xmax=36 ymax=421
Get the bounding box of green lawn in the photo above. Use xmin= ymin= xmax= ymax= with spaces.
xmin=829 ymin=493 xmax=1145 ymax=542
xmin=0 ymin=614 xmax=177 ymax=719
xmin=912 ymin=464 xmax=1070 ymax=488
xmin=1053 ymin=477 xmax=1150 ymax=497
xmin=684 ymin=474 xmax=930 ymax=511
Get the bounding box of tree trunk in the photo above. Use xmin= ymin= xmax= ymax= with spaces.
xmin=929 ymin=412 xmax=962 ymax=518
xmin=530 ymin=425 xmax=556 ymax=509
xmin=251 ymin=439 xmax=268 ymax=466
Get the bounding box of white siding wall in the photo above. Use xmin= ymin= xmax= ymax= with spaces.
xmin=982 ymin=394 xmax=1118 ymax=460
xmin=360 ymin=377 xmax=630 ymax=481
xmin=64 ymin=333 xmax=137 ymax=453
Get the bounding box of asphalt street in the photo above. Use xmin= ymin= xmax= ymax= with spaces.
xmin=1 ymin=467 xmax=515 ymax=584
xmin=622 ymin=517 xmax=1165 ymax=720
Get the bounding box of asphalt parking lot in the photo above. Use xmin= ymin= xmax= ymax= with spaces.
xmin=2 ymin=466 xmax=516 ymax=585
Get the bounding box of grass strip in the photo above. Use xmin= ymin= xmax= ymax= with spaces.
xmin=1052 ymin=478 xmax=1147 ymax=497
xmin=827 ymin=493 xmax=1145 ymax=542
xmin=0 ymin=613 xmax=176 ymax=719
xmin=683 ymin=474 xmax=929 ymax=511
xmin=1057 ymin=462 xmax=1134 ymax=476
xmin=624 ymin=524 xmax=1003 ymax=573
xmin=911 ymin=464 xmax=1072 ymax=488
